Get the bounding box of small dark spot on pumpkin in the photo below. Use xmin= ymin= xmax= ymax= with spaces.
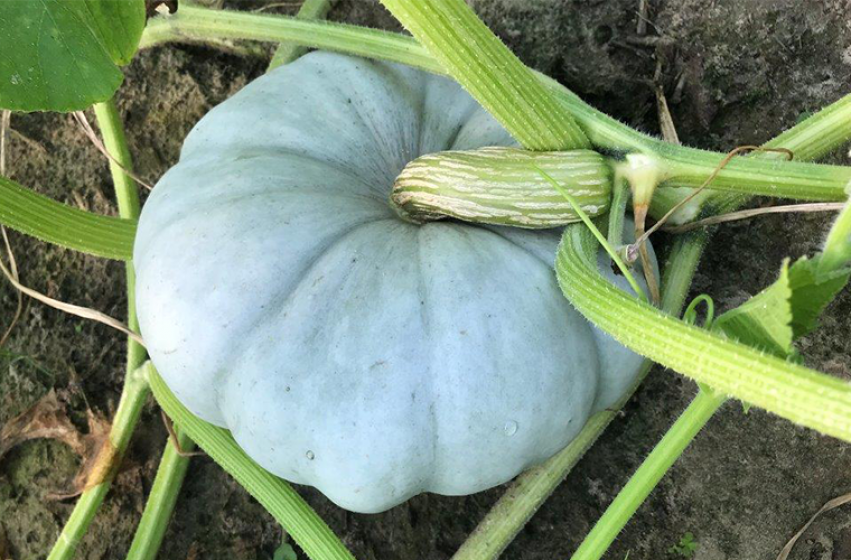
xmin=285 ymin=386 xmax=291 ymax=392
xmin=459 ymin=330 xmax=467 ymax=335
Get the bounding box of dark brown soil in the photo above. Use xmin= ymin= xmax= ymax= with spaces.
xmin=2 ymin=1 xmax=850 ymax=559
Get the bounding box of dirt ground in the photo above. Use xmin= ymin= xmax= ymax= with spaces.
xmin=1 ymin=1 xmax=851 ymax=559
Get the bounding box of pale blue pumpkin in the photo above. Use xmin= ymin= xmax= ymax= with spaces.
xmin=134 ymin=52 xmax=651 ymax=513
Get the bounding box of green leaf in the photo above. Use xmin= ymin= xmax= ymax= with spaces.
xmin=713 ymin=251 xmax=850 ymax=358
xmin=273 ymin=543 xmax=298 ymax=560
xmin=0 ymin=0 xmax=146 ymax=112
xmin=0 ymin=174 xmax=136 ymax=260
xmin=713 ymin=261 xmax=794 ymax=357
xmin=787 ymin=255 xmax=850 ymax=338
xmin=669 ymin=532 xmax=698 ymax=558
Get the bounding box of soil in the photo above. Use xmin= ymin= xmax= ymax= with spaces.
xmin=1 ymin=1 xmax=850 ymax=559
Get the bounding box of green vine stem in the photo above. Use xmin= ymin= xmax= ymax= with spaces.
xmin=451 ymin=231 xmax=707 ymax=560
xmin=145 ymin=363 xmax=356 ymax=560
xmin=47 ymin=99 xmax=147 ymax=560
xmin=606 ymin=176 xmax=630 ymax=249
xmin=0 ymin=174 xmax=136 ymax=260
xmin=140 ymin=5 xmax=443 ymax=72
xmin=819 ymin=199 xmax=851 ymax=275
xmin=535 ymin=167 xmax=646 ymax=302
xmin=47 ymin=365 xmax=149 ymax=560
xmin=535 ymin=101 xmax=851 ymax=560
xmin=570 ymin=388 xmax=726 ymax=560
xmin=268 ymin=0 xmax=337 ymax=70
xmin=125 ymin=426 xmax=195 ymax=560
xmin=557 ymin=223 xmax=851 ymax=441
xmin=138 ymin=6 xmax=851 ymax=209
xmin=137 ymin=5 xmax=643 ymax=151
xmin=568 ymin=206 xmax=851 ymax=560
xmin=655 ymin=147 xmax=850 ymax=201
xmin=665 ymin=94 xmax=851 ymax=220
xmin=766 ymin=95 xmax=851 ymax=163
xmin=140 ymin=4 xmax=851 ymax=160
xmin=378 ymin=0 xmax=588 ymax=150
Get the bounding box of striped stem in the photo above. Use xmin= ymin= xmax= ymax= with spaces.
xmin=391 ymin=148 xmax=611 ymax=228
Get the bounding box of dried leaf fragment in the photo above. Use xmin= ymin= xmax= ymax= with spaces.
xmin=0 ymin=390 xmax=115 ymax=498
xmin=0 ymin=390 xmax=84 ymax=460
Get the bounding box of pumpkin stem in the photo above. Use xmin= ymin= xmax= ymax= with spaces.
xmin=390 ymin=147 xmax=612 ymax=229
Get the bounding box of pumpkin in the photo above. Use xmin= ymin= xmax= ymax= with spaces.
xmin=134 ymin=52 xmax=653 ymax=513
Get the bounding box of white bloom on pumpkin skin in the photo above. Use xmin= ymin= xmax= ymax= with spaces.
xmin=134 ymin=51 xmax=654 ymax=513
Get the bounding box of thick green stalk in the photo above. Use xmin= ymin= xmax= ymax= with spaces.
xmin=656 ymin=147 xmax=851 ymax=201
xmin=92 ymin=101 xmax=144 ymax=351
xmin=139 ymin=7 xmax=851 ymax=201
xmin=378 ymin=0 xmax=588 ymax=150
xmin=659 ymin=233 xmax=709 ymax=314
xmin=94 ymin=102 xmax=141 ymax=221
xmin=139 ymin=6 xmax=644 ymax=152
xmin=665 ymin=92 xmax=851 ymax=218
xmin=452 ymin=232 xmax=706 ymax=560
xmin=141 ymin=5 xmax=443 ymax=72
xmin=47 ymin=100 xmax=146 ymax=560
xmin=145 ymin=364 xmax=356 ymax=560
xmin=557 ymin=224 xmax=851 ymax=442
xmin=606 ymin=177 xmax=629 ymax=249
xmin=47 ymin=365 xmax=149 ymax=560
xmin=0 ymin=175 xmax=136 ymax=260
xmin=561 ymin=101 xmax=851 ymax=560
xmin=819 ymin=199 xmax=851 ymax=275
xmin=125 ymin=427 xmax=195 ymax=560
xmin=570 ymin=389 xmax=726 ymax=560
xmin=766 ymin=94 xmax=851 ymax=162
xmin=268 ymin=0 xmax=336 ymax=70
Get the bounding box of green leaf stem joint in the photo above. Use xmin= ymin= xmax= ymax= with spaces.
xmin=615 ymin=154 xmax=671 ymax=225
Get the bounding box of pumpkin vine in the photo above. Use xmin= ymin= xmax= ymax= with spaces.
xmin=0 ymin=1 xmax=849 ymax=560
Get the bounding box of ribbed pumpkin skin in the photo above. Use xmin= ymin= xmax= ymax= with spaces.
xmin=134 ymin=52 xmax=650 ymax=513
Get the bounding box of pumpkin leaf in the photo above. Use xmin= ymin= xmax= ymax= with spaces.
xmin=786 ymin=255 xmax=850 ymax=339
xmin=272 ymin=543 xmax=298 ymax=560
xmin=712 ymin=260 xmax=794 ymax=358
xmin=0 ymin=0 xmax=146 ymax=112
xmin=712 ymin=255 xmax=850 ymax=358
